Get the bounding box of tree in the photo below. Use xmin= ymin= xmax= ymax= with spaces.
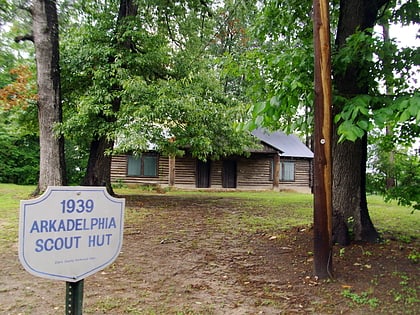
xmin=59 ymin=0 xmax=256 ymax=192
xmin=79 ymin=0 xmax=138 ymax=193
xmin=58 ymin=0 xmax=139 ymax=192
xmin=0 ymin=64 xmax=39 ymax=185
xmin=60 ymin=0 xmax=170 ymax=193
xmin=236 ymin=0 xmax=419 ymax=244
xmin=368 ymin=130 xmax=420 ymax=211
xmin=332 ymin=0 xmax=419 ymax=243
xmin=13 ymin=0 xmax=66 ymax=193
xmin=33 ymin=0 xmax=66 ymax=192
xmin=329 ymin=0 xmax=389 ymax=245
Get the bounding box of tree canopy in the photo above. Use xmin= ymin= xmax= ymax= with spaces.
xmin=228 ymin=0 xmax=419 ymax=244
xmin=59 ymin=0 xmax=256 ymax=161
xmin=0 ymin=0 xmax=418 ymax=214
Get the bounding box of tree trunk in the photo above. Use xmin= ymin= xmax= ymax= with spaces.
xmin=32 ymin=0 xmax=66 ymax=194
xmin=332 ymin=0 xmax=389 ymax=244
xmin=82 ymin=137 xmax=114 ymax=193
xmin=82 ymin=0 xmax=138 ymax=194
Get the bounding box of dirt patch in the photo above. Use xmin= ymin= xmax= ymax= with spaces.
xmin=0 ymin=193 xmax=418 ymax=314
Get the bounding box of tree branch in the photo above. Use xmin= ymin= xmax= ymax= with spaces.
xmin=376 ymin=0 xmax=392 ymax=22
xmin=164 ymin=11 xmax=182 ymax=48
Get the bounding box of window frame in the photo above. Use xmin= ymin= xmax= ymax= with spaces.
xmin=280 ymin=161 xmax=295 ymax=182
xmin=126 ymin=153 xmax=159 ymax=177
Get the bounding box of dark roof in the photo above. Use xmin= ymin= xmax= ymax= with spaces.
xmin=251 ymin=128 xmax=314 ymax=158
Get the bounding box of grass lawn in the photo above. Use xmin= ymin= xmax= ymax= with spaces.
xmin=0 ymin=183 xmax=418 ymax=314
xmin=0 ymin=184 xmax=36 ymax=251
xmin=0 ymin=183 xmax=418 ymax=251
xmin=115 ymin=186 xmax=419 ymax=238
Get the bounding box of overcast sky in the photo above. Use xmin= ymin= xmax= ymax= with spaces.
xmin=389 ymin=23 xmax=419 ymax=47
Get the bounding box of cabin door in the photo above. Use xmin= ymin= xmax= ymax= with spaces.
xmin=196 ymin=160 xmax=211 ymax=188
xmin=222 ymin=160 xmax=237 ymax=188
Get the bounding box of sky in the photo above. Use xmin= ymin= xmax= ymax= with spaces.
xmin=377 ymin=23 xmax=419 ymax=89
xmin=388 ymin=23 xmax=419 ymax=47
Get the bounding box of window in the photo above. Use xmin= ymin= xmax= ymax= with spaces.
xmin=280 ymin=161 xmax=295 ymax=181
xmin=127 ymin=154 xmax=158 ymax=177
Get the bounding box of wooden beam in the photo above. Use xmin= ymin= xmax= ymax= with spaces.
xmin=273 ymin=154 xmax=280 ymax=189
xmin=313 ymin=0 xmax=333 ymax=279
xmin=168 ymin=156 xmax=175 ymax=186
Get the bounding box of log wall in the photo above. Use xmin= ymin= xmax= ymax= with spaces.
xmin=111 ymin=153 xmax=312 ymax=191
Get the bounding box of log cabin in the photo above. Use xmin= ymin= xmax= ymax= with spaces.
xmin=110 ymin=128 xmax=313 ymax=192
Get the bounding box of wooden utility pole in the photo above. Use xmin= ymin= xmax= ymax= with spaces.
xmin=313 ymin=0 xmax=333 ymax=279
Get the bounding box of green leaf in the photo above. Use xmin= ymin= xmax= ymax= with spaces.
xmin=408 ymin=101 xmax=420 ymax=117
xmin=253 ymin=101 xmax=267 ymax=116
xmin=270 ymin=95 xmax=280 ymax=107
xmin=357 ymin=119 xmax=369 ymax=131
xmin=338 ymin=121 xmax=365 ymax=142
xmin=334 ymin=114 xmax=342 ymax=124
xmin=399 ymin=108 xmax=411 ymax=122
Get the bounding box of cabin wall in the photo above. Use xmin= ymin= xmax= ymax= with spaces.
xmin=237 ymin=155 xmax=273 ymax=189
xmin=111 ymin=155 xmax=169 ymax=186
xmin=279 ymin=158 xmax=312 ymax=190
xmin=173 ymin=156 xmax=196 ymax=188
xmin=111 ymin=154 xmax=312 ymax=191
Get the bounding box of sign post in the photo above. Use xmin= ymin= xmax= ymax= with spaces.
xmin=66 ymin=280 xmax=84 ymax=315
xmin=19 ymin=186 xmax=125 ymax=313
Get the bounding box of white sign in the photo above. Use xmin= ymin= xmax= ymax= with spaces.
xmin=19 ymin=186 xmax=125 ymax=282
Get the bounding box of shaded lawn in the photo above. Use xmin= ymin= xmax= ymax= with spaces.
xmin=0 ymin=184 xmax=418 ymax=314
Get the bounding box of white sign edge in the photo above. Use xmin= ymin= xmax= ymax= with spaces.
xmin=18 ymin=186 xmax=125 ymax=282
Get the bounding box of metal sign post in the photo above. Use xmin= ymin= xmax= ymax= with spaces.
xmin=66 ymin=280 xmax=84 ymax=315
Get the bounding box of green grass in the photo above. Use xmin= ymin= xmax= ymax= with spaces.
xmin=367 ymin=194 xmax=420 ymax=239
xmin=116 ymin=187 xmax=419 ymax=238
xmin=224 ymin=191 xmax=313 ymax=233
xmin=116 ymin=188 xmax=314 ymax=233
xmin=0 ymin=184 xmax=35 ymax=251
xmin=1 ymin=184 xmax=418 ymax=254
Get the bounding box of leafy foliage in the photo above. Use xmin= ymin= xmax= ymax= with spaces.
xmin=368 ymin=132 xmax=420 ymax=211
xmin=0 ymin=65 xmax=37 ymax=109
xmin=228 ymin=0 xmax=419 ymax=214
xmin=116 ymin=68 xmax=257 ymax=160
xmin=384 ymin=154 xmax=420 ymax=211
xmin=232 ymin=2 xmax=419 ymax=143
xmin=235 ymin=0 xmax=315 ymax=136
xmin=59 ymin=0 xmax=255 ymax=162
xmin=333 ymin=29 xmax=420 ymax=143
xmin=0 ymin=133 xmax=39 ymax=185
xmin=0 ymin=106 xmax=39 ymax=185
xmin=0 ymin=63 xmax=39 ymax=185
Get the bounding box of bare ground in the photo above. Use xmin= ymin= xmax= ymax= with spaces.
xmin=0 ymin=193 xmax=418 ymax=314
